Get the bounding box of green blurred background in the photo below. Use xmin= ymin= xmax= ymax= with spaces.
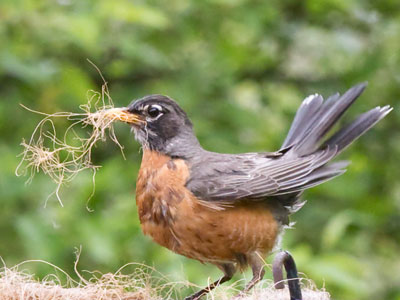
xmin=1 ymin=0 xmax=399 ymax=299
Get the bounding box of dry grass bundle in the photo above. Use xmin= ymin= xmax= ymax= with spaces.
xmin=0 ymin=259 xmax=330 ymax=300
xmin=0 ymin=259 xmax=172 ymax=300
xmin=15 ymin=77 xmax=140 ymax=206
xmin=209 ymin=278 xmax=330 ymax=300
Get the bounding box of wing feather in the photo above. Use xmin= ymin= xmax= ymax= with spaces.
xmin=186 ymin=146 xmax=340 ymax=201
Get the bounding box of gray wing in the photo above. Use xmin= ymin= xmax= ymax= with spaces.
xmin=186 ymin=148 xmax=347 ymax=202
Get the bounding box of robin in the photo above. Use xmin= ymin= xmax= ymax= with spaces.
xmin=122 ymin=83 xmax=391 ymax=300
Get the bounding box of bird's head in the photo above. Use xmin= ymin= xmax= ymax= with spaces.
xmin=124 ymin=95 xmax=201 ymax=157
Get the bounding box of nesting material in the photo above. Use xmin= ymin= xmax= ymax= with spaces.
xmin=0 ymin=261 xmax=330 ymax=300
xmin=0 ymin=260 xmax=169 ymax=300
xmin=210 ymin=278 xmax=330 ymax=300
xmin=15 ymin=84 xmax=137 ymax=206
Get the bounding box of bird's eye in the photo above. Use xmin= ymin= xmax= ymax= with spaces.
xmin=147 ymin=105 xmax=162 ymax=118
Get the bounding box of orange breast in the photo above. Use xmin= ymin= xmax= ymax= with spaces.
xmin=135 ymin=150 xmax=280 ymax=264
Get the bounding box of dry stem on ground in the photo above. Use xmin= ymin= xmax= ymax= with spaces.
xmin=0 ymin=260 xmax=330 ymax=300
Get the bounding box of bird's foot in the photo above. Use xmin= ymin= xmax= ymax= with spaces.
xmin=184 ymin=290 xmax=207 ymax=300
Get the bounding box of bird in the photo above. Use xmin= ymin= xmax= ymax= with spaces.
xmin=122 ymin=83 xmax=391 ymax=300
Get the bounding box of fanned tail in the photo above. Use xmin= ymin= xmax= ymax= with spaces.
xmin=279 ymin=82 xmax=392 ymax=194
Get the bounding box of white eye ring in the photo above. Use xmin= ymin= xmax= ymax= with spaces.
xmin=151 ymin=104 xmax=162 ymax=111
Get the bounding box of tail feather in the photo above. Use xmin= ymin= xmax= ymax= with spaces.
xmin=293 ymin=83 xmax=368 ymax=156
xmin=323 ymin=105 xmax=392 ymax=153
xmin=278 ymin=83 xmax=391 ymax=197
xmin=282 ymin=94 xmax=323 ymax=148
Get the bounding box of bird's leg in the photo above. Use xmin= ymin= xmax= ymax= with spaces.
xmin=273 ymin=250 xmax=302 ymax=300
xmin=244 ymin=253 xmax=266 ymax=292
xmin=184 ymin=263 xmax=236 ymax=300
xmin=233 ymin=252 xmax=265 ymax=299
xmin=184 ymin=275 xmax=231 ymax=300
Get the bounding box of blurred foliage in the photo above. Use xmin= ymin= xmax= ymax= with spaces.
xmin=1 ymin=0 xmax=399 ymax=299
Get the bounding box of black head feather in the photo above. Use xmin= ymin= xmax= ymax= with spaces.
xmin=127 ymin=95 xmax=201 ymax=157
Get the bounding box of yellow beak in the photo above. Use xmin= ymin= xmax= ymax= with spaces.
xmin=103 ymin=107 xmax=145 ymax=125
